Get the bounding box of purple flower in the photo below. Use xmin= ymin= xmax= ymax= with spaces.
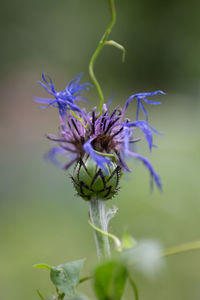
xmin=37 ymin=74 xmax=165 ymax=191
xmin=35 ymin=73 xmax=91 ymax=117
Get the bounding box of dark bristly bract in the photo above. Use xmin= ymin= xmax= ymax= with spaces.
xmin=36 ymin=74 xmax=165 ymax=199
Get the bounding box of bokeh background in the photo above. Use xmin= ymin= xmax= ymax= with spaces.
xmin=1 ymin=0 xmax=200 ymax=299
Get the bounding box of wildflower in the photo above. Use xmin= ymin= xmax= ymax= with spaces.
xmin=35 ymin=73 xmax=91 ymax=117
xmin=39 ymin=77 xmax=165 ymax=200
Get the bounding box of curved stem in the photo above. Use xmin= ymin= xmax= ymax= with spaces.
xmin=128 ymin=274 xmax=139 ymax=300
xmin=94 ymin=150 xmax=117 ymax=162
xmin=89 ymin=198 xmax=111 ymax=259
xmin=71 ymin=111 xmax=86 ymax=128
xmin=89 ymin=0 xmax=116 ymax=115
xmin=163 ymin=240 xmax=200 ymax=257
xmin=79 ymin=276 xmax=92 ymax=284
xmin=88 ymin=218 xmax=121 ymax=251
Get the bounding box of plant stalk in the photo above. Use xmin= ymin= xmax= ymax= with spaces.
xmin=89 ymin=0 xmax=116 ymax=115
xmin=89 ymin=198 xmax=111 ymax=259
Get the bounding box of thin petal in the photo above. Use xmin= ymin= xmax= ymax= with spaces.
xmin=129 ymin=151 xmax=162 ymax=190
xmin=42 ymin=73 xmax=56 ymax=93
xmin=38 ymin=81 xmax=54 ymax=95
xmin=124 ymin=127 xmax=130 ymax=153
xmin=136 ymin=101 xmax=140 ymax=121
xmin=121 ymin=121 xmax=161 ymax=151
xmin=44 ymin=147 xmax=67 ymax=168
xmin=139 ymin=101 xmax=148 ymax=121
xmin=143 ymin=99 xmax=162 ymax=105
xmin=83 ymin=140 xmax=111 ymax=171
xmin=67 ymin=73 xmax=83 ymax=90
xmin=34 ymin=97 xmax=52 ymax=104
xmin=122 ymin=90 xmax=166 ymax=119
xmin=133 ymin=91 xmax=166 ymax=97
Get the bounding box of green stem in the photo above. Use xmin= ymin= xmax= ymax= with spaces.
xmin=89 ymin=0 xmax=116 ymax=115
xmin=163 ymin=240 xmax=200 ymax=257
xmin=71 ymin=110 xmax=86 ymax=128
xmin=79 ymin=275 xmax=92 ymax=284
xmin=94 ymin=150 xmax=117 ymax=162
xmin=89 ymin=198 xmax=111 ymax=259
xmin=128 ymin=274 xmax=139 ymax=300
xmin=88 ymin=218 xmax=121 ymax=251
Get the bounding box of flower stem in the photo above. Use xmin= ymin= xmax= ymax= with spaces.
xmin=89 ymin=0 xmax=116 ymax=115
xmin=163 ymin=240 xmax=200 ymax=257
xmin=89 ymin=198 xmax=111 ymax=259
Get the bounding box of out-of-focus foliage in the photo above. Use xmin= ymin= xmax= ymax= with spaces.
xmin=94 ymin=260 xmax=127 ymax=300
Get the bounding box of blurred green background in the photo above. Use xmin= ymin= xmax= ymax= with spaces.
xmin=1 ymin=0 xmax=200 ymax=299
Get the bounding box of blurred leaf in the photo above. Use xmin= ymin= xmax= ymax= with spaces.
xmin=94 ymin=260 xmax=127 ymax=300
xmin=123 ymin=240 xmax=164 ymax=278
xmin=50 ymin=259 xmax=85 ymax=297
xmin=34 ymin=264 xmax=51 ymax=270
xmin=121 ymin=233 xmax=137 ymax=249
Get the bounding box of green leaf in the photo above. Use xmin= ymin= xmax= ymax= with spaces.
xmin=50 ymin=259 xmax=85 ymax=297
xmin=121 ymin=233 xmax=137 ymax=249
xmin=34 ymin=264 xmax=51 ymax=270
xmin=94 ymin=260 xmax=127 ymax=300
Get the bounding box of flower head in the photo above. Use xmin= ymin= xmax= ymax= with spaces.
xmin=40 ymin=77 xmax=165 ymax=200
xmin=37 ymin=73 xmax=165 ymax=199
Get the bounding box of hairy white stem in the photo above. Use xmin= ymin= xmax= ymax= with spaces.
xmin=89 ymin=198 xmax=111 ymax=259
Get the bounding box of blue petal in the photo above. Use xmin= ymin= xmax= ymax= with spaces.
xmin=123 ymin=127 xmax=130 ymax=154
xmin=42 ymin=72 xmax=49 ymax=84
xmin=42 ymin=72 xmax=56 ymax=93
xmin=143 ymin=99 xmax=162 ymax=105
xmin=123 ymin=90 xmax=166 ymax=121
xmin=133 ymin=153 xmax=162 ymax=190
xmin=38 ymin=81 xmax=54 ymax=95
xmin=121 ymin=121 xmax=161 ymax=151
xmin=139 ymin=101 xmax=148 ymax=121
xmin=67 ymin=73 xmax=83 ymax=90
xmin=136 ymin=101 xmax=140 ymax=121
xmin=83 ymin=141 xmax=111 ymax=171
xmin=37 ymin=73 xmax=90 ymax=117
xmin=42 ymin=100 xmax=58 ymax=109
xmin=34 ymin=97 xmax=52 ymax=104
xmin=67 ymin=102 xmax=82 ymax=112
xmin=133 ymin=91 xmax=166 ymax=97
xmin=44 ymin=147 xmax=66 ymax=168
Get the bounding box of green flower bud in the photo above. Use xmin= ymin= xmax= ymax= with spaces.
xmin=71 ymin=156 xmax=121 ymax=201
